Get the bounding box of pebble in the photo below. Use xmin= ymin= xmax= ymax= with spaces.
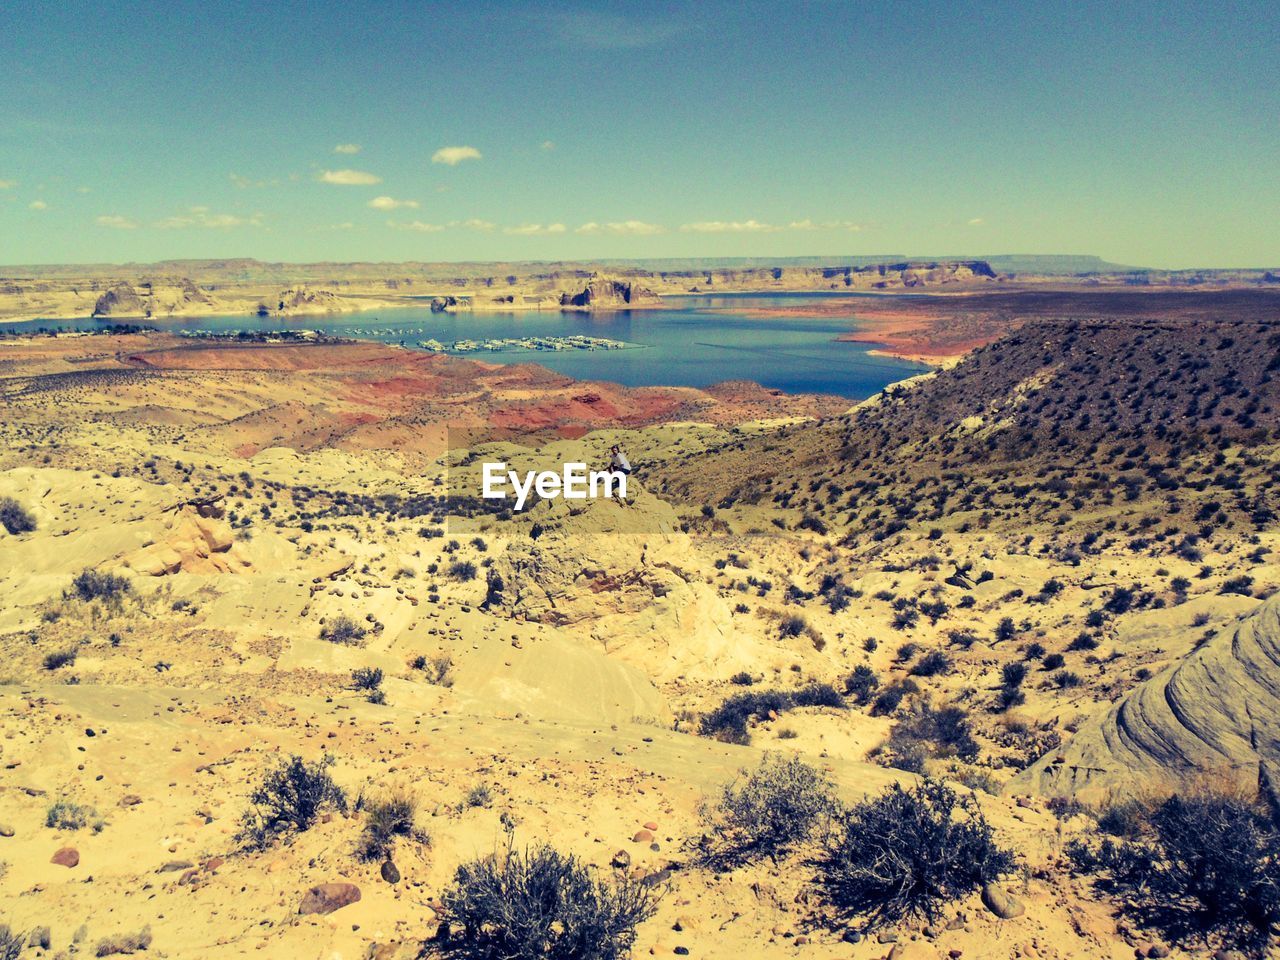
xmin=51 ymin=846 xmax=80 ymax=868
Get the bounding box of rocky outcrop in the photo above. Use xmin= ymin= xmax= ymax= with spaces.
xmin=559 ymin=277 xmax=660 ymax=309
xmin=1012 ymin=596 xmax=1280 ymax=802
xmin=277 ymin=287 xmax=344 ymax=312
xmin=92 ymin=282 xmax=148 ymax=317
xmin=118 ymin=500 xmax=251 ymax=576
xmin=875 ymin=261 xmax=996 ymax=288
xmin=486 ymin=486 xmax=741 ymax=681
xmin=175 ymin=277 xmax=213 ymax=306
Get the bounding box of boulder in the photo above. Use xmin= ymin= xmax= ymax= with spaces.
xmin=981 ymin=882 xmax=1024 ymax=919
xmin=299 ymin=882 xmax=362 ymax=915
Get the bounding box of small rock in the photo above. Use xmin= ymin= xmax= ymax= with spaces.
xmin=841 ymin=928 xmax=862 ymax=943
xmin=159 ymin=859 xmax=195 ymax=872
xmin=299 ymin=881 xmax=362 ymax=915
xmin=381 ymin=860 xmax=401 ymax=884
xmin=1147 ymin=948 xmax=1169 ymax=959
xmin=643 ymin=821 xmax=659 ymax=831
xmin=51 ymin=846 xmax=80 ymax=868
xmin=28 ymin=927 xmax=51 ymax=950
xmin=640 ymin=867 xmax=671 ymax=887
xmin=981 ymin=882 xmax=1025 ymax=919
xmin=877 ymin=931 xmax=899 ymax=943
xmin=632 ymin=830 xmax=653 ymax=843
xmin=673 ymin=948 xmax=689 ymax=957
xmin=0 ymin=823 xmax=13 ymax=838
xmin=924 ymin=924 xmax=941 ymax=939
xmin=611 ymin=850 xmax=631 ymax=869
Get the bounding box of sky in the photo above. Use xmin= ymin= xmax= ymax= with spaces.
xmin=1 ymin=0 xmax=1277 ymax=269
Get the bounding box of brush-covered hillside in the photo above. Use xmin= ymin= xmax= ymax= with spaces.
xmin=649 ymin=311 xmax=1280 ymax=800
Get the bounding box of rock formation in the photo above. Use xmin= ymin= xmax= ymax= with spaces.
xmin=486 ymin=486 xmax=740 ymax=681
xmin=91 ymin=282 xmax=148 ymax=317
xmin=118 ymin=500 xmax=251 ymax=576
xmin=559 ymin=277 xmax=661 ymax=308
xmin=1012 ymin=596 xmax=1280 ymax=801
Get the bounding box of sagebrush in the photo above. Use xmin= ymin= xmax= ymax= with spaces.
xmin=821 ymin=779 xmax=1015 ymax=925
xmin=439 ymin=836 xmax=661 ymax=960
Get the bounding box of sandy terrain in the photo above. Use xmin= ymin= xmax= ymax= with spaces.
xmin=2 ymin=299 xmax=1279 ymax=959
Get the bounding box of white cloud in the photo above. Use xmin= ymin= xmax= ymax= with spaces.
xmin=540 ymin=140 xmax=556 ymax=151
xmin=156 ymin=207 xmax=262 ymax=229
xmin=0 ymin=179 xmax=16 ymax=189
xmin=318 ymin=168 xmax=382 ymax=185
xmin=503 ymin=222 xmax=566 ymax=236
xmin=788 ymin=218 xmax=863 ymax=231
xmin=968 ymin=217 xmax=985 ymax=226
xmin=389 ymin=219 xmax=445 ymax=232
xmin=230 ymin=172 xmax=280 ymax=189
xmin=334 ymin=143 xmax=361 ymax=154
xmin=368 ymin=195 xmax=420 ymax=210
xmin=449 ymin=218 xmax=496 ymax=231
xmin=576 ymin=220 xmax=665 ymax=236
xmin=680 ymin=219 xmax=779 ymax=233
xmin=541 ymin=11 xmax=683 ymax=49
xmin=432 ymin=145 xmax=482 ymax=166
xmin=29 ymin=200 xmax=48 ymax=210
xmin=96 ymin=214 xmax=138 ymax=229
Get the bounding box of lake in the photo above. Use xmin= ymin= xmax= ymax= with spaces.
xmin=11 ymin=292 xmax=929 ymax=399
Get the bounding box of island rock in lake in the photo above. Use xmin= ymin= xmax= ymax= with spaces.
xmin=559 ymin=277 xmax=661 ymax=309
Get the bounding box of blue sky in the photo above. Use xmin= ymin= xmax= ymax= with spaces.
xmin=1 ymin=0 xmax=1276 ymax=268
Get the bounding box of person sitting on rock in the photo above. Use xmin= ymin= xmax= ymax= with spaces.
xmin=606 ymin=444 xmax=633 ymax=505
xmin=608 ymin=444 xmax=632 ymax=477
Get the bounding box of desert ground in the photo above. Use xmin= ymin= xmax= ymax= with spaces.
xmin=2 ymin=284 xmax=1280 ymax=959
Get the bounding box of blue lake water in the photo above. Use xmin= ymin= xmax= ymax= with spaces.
xmin=11 ymin=293 xmax=929 ymax=399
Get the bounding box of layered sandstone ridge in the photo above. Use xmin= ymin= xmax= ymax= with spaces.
xmin=1013 ymin=596 xmax=1280 ymax=801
